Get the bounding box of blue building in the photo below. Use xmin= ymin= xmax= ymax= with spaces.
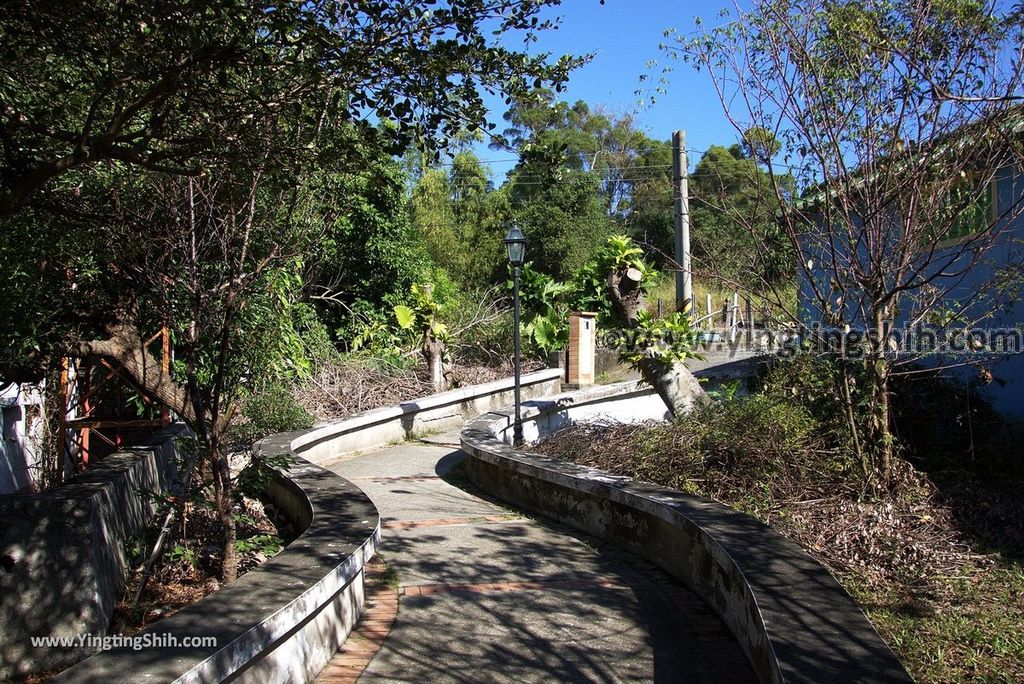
xmin=797 ymin=159 xmax=1024 ymax=418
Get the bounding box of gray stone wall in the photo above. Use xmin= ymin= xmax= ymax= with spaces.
xmin=0 ymin=428 xmax=182 ymax=679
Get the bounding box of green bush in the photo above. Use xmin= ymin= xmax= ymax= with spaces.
xmin=760 ymin=352 xmax=872 ymax=449
xmin=232 ymin=386 xmax=315 ymax=445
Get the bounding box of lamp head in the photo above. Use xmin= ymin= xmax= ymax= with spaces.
xmin=504 ymin=223 xmax=527 ymax=266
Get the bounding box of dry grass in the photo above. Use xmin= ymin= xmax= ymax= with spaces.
xmin=534 ymin=413 xmax=1024 ymax=682
xmin=293 ymin=356 xmax=543 ymax=423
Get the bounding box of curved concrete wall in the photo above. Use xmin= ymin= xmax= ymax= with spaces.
xmin=292 ymin=368 xmax=563 ymax=464
xmin=55 ymin=434 xmax=380 ymax=684
xmin=54 ymin=369 xmax=562 ymax=683
xmin=460 ymin=382 xmax=911 ymax=684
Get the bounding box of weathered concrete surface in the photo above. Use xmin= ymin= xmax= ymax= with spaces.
xmin=326 ymin=439 xmax=756 ymax=683
xmin=54 ymin=428 xmax=380 ymax=684
xmin=46 ymin=373 xmax=582 ymax=682
xmin=460 ymin=385 xmax=912 ymax=684
xmin=0 ymin=427 xmax=183 ymax=678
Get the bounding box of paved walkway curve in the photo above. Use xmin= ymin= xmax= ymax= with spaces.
xmin=316 ymin=434 xmax=757 ymax=684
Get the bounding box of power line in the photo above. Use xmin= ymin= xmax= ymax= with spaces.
xmin=417 ymin=147 xmax=810 ymax=175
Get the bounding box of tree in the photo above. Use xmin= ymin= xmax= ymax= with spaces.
xmin=495 ymin=89 xmax=665 ymax=218
xmin=623 ymin=137 xmax=675 ymax=261
xmin=83 ymin=142 xmax=321 ymax=582
xmin=410 ymin=150 xmax=508 ymax=291
xmin=674 ymin=0 xmax=1024 ymax=489
xmin=1 ymin=0 xmax=585 ymax=579
xmin=305 ymin=127 xmax=430 ymax=340
xmin=689 ymin=140 xmax=794 ymax=290
xmin=597 ymin=237 xmax=706 ymax=416
xmin=508 ymin=161 xmax=614 ymax=279
xmin=0 ymin=0 xmax=582 ymax=218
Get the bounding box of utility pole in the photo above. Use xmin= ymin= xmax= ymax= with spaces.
xmin=672 ymin=130 xmax=692 ymax=312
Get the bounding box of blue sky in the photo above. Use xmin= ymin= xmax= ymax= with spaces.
xmin=471 ymin=0 xmax=744 ymax=180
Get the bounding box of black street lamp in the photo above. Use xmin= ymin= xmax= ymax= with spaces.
xmin=504 ymin=223 xmax=527 ymax=447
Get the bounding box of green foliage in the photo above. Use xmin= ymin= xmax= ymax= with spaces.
xmin=496 ymin=88 xmax=664 ymax=219
xmin=679 ymin=396 xmax=821 ymax=483
xmin=572 ymin=234 xmax=654 ymax=324
xmin=393 ymin=305 xmax=416 ymax=330
xmin=0 ymin=0 xmax=583 ymax=219
xmin=0 ymin=167 xmax=139 ymax=382
xmin=513 ymin=234 xmax=663 ymax=357
xmin=410 ymin=152 xmax=508 ymax=291
xmin=706 ymin=379 xmax=743 ymax=402
xmin=761 ymin=353 xmax=870 ymax=445
xmin=306 ymin=132 xmax=431 ymax=340
xmin=233 ymin=387 xmax=315 ymax=446
xmin=619 ymin=310 xmax=704 ymax=371
xmin=542 ymin=395 xmax=852 ymax=516
xmin=346 ymin=301 xmax=403 ymax=356
xmin=394 ymin=283 xmax=449 ymax=341
xmin=513 ymin=263 xmax=572 ymax=356
xmin=236 ymin=451 xmax=298 ymax=501
xmin=166 ymin=543 xmax=198 ymax=569
xmin=244 ymin=262 xmax=319 ymax=382
xmin=623 ymin=138 xmax=675 ymax=261
xmin=509 ymin=164 xmax=614 ymax=280
xmin=235 ymin=534 xmax=283 ymax=556
xmin=690 ymin=142 xmax=795 ymax=288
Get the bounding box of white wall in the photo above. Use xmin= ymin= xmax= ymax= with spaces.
xmin=0 ymin=383 xmax=42 ymax=494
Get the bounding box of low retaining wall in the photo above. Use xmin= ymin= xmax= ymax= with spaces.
xmin=460 ymin=382 xmax=911 ymax=684
xmin=53 ymin=429 xmax=380 ymax=684
xmin=53 ymin=369 xmax=562 ymax=682
xmin=0 ymin=427 xmax=184 ymax=678
xmin=292 ymin=368 xmax=563 ymax=464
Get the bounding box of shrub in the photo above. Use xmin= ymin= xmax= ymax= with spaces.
xmin=232 ymin=385 xmax=315 ymax=445
xmin=538 ymin=394 xmax=858 ymax=517
xmin=760 ymin=352 xmax=876 ymax=456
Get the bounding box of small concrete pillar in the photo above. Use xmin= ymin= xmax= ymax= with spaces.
xmin=567 ymin=312 xmax=597 ymax=387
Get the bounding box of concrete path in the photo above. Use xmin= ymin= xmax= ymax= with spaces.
xmin=316 ymin=434 xmax=757 ymax=684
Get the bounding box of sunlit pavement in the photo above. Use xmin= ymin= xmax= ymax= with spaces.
xmin=316 ymin=435 xmax=756 ymax=684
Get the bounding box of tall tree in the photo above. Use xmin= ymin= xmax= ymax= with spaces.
xmin=1 ymin=0 xmax=585 ymax=579
xmin=508 ymin=160 xmax=614 ymax=279
xmin=0 ymin=0 xmax=582 ymax=217
xmin=495 ymin=89 xmax=663 ymax=217
xmin=410 ymin=149 xmax=509 ymax=290
xmin=675 ymin=0 xmax=1024 ymax=489
xmin=689 ymin=139 xmax=794 ymax=290
xmin=307 ymin=125 xmax=430 ymax=340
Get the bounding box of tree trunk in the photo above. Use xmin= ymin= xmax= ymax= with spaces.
xmin=867 ymin=310 xmax=894 ymax=489
xmin=637 ymin=357 xmax=705 ymax=417
xmin=210 ymin=435 xmax=237 ymax=583
xmin=606 ymin=267 xmax=706 ymax=416
xmin=608 ymin=266 xmax=645 ymax=326
xmin=77 ymin=320 xmax=194 ymax=423
xmin=423 ymin=333 xmax=446 ymax=391
xmin=837 ymin=356 xmax=868 ymax=481
xmin=75 ymin=319 xmax=241 ymax=580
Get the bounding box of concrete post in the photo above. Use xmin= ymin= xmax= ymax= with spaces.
xmin=567 ymin=312 xmax=597 ymax=387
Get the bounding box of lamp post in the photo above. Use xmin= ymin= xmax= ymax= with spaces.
xmin=504 ymin=223 xmax=527 ymax=447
